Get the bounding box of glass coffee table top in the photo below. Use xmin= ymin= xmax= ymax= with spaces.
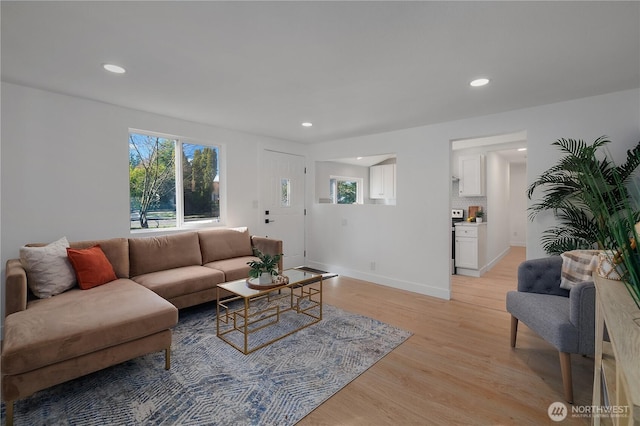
xmin=219 ymin=268 xmax=321 ymax=298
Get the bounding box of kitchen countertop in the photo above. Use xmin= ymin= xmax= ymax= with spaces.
xmin=455 ymin=221 xmax=487 ymax=226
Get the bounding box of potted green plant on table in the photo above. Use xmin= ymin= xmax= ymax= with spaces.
xmin=475 ymin=210 xmax=485 ymax=223
xmin=247 ymin=248 xmax=282 ymax=285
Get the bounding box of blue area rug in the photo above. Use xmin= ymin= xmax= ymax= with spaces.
xmin=2 ymin=298 xmax=411 ymax=425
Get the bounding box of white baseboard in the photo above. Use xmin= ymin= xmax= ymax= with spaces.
xmin=486 ymin=247 xmax=511 ymax=272
xmin=455 ymin=267 xmax=482 ymax=277
xmin=455 ymin=247 xmax=511 ymax=278
xmin=306 ymin=260 xmax=451 ymax=300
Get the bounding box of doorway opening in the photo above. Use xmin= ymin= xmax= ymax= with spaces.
xmin=450 ymin=131 xmax=527 ymax=279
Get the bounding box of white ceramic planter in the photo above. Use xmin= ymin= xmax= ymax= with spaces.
xmin=258 ymin=272 xmax=272 ymax=284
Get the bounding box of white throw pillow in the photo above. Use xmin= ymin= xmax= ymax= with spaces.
xmin=20 ymin=236 xmax=77 ymax=298
xmin=560 ymin=250 xmax=599 ymax=290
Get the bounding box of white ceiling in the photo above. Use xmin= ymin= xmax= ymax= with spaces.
xmin=453 ymin=130 xmax=527 ymax=163
xmin=2 ymin=2 xmax=639 ymax=144
xmin=328 ymin=153 xmax=396 ymax=168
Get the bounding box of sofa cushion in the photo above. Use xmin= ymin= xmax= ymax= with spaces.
xmin=2 ymin=279 xmax=178 ymax=375
xmin=66 ymin=245 xmax=118 ymax=290
xmin=198 ymin=227 xmax=253 ymax=264
xmin=132 ymin=265 xmax=225 ymax=300
xmin=129 ymin=232 xmax=202 ymax=277
xmin=19 ymin=237 xmax=76 ymax=298
xmin=204 ymin=256 xmax=259 ymax=282
xmin=70 ymin=238 xmax=129 ymax=279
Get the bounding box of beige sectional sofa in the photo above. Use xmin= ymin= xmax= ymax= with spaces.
xmin=1 ymin=227 xmax=282 ymax=425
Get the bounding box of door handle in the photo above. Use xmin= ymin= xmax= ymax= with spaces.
xmin=265 ymin=219 xmax=276 ymax=224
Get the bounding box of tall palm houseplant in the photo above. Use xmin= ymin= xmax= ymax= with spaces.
xmin=527 ymin=136 xmax=640 ymax=305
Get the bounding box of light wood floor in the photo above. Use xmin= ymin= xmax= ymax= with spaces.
xmin=299 ymin=247 xmax=593 ymax=425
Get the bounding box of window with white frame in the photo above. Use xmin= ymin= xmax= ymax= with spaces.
xmin=329 ymin=176 xmax=363 ymax=204
xmin=129 ymin=131 xmax=222 ymax=230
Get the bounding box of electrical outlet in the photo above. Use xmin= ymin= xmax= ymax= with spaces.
xmin=370 ymin=261 xmax=376 ymax=271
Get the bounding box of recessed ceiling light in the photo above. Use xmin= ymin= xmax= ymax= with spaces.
xmin=357 ymin=157 xmax=363 ymax=160
xmin=103 ymin=63 xmax=126 ymax=74
xmin=517 ymin=148 xmax=527 ymax=152
xmin=301 ymin=122 xmax=313 ymax=127
xmin=470 ymin=78 xmax=490 ymax=87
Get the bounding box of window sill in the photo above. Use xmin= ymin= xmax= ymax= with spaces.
xmin=129 ymin=220 xmax=225 ymax=235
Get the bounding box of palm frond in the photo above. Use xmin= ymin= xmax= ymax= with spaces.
xmin=530 ymin=136 xmax=640 ymax=255
xmin=614 ymin=141 xmax=640 ymax=183
xmin=552 ymin=138 xmax=589 ymax=157
xmin=541 ymin=233 xmax=595 ymax=255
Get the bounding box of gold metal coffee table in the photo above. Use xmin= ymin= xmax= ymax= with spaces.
xmin=216 ymin=268 xmax=322 ymax=354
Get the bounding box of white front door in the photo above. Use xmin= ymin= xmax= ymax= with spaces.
xmin=260 ymin=150 xmax=306 ymax=269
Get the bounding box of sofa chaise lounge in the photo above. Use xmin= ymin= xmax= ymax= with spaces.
xmin=2 ymin=227 xmax=282 ymax=425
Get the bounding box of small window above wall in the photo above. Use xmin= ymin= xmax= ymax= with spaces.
xmin=330 ymin=177 xmax=364 ymax=204
xmin=315 ymin=153 xmax=396 ymax=205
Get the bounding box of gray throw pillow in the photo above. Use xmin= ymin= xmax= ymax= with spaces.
xmin=20 ymin=236 xmax=77 ymax=298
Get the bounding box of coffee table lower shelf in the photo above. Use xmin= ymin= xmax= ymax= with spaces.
xmin=216 ymin=273 xmax=323 ymax=354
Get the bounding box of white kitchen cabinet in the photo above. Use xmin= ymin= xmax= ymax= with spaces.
xmin=455 ymin=223 xmax=487 ymax=277
xmin=456 ymin=238 xmax=478 ymax=269
xmin=458 ymin=155 xmax=485 ymax=197
xmin=369 ymin=164 xmax=396 ymax=199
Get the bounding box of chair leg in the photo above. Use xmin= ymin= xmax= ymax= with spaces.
xmin=510 ymin=315 xmax=518 ymax=348
xmin=559 ymin=351 xmax=574 ymax=404
xmin=6 ymin=400 xmax=14 ymax=426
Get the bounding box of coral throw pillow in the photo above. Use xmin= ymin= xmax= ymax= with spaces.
xmin=66 ymin=245 xmax=117 ymax=290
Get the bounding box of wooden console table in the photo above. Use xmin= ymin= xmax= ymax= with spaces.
xmin=592 ymin=275 xmax=640 ymax=425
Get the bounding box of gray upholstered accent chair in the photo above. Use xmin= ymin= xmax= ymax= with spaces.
xmin=505 ymin=256 xmax=596 ymax=404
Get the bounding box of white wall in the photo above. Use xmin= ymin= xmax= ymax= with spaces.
xmin=306 ymin=89 xmax=640 ymax=300
xmin=486 ymin=152 xmax=511 ymax=266
xmin=1 ymin=82 xmax=306 ymax=323
xmin=509 ymin=163 xmax=527 ymax=246
xmin=307 ymin=123 xmax=455 ymax=300
xmin=2 ymin=82 xmax=639 ymax=313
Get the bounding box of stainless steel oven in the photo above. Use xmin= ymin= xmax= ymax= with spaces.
xmin=451 ymin=209 xmax=464 ymax=274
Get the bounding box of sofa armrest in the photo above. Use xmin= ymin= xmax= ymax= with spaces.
xmin=251 ymin=236 xmax=283 ymax=273
xmin=517 ymin=256 xmax=569 ymax=297
xmin=5 ymin=259 xmax=28 ymax=317
xmin=569 ymin=280 xmax=596 ymax=354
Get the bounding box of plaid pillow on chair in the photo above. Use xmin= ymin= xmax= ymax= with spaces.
xmin=560 ymin=250 xmax=599 ymax=290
